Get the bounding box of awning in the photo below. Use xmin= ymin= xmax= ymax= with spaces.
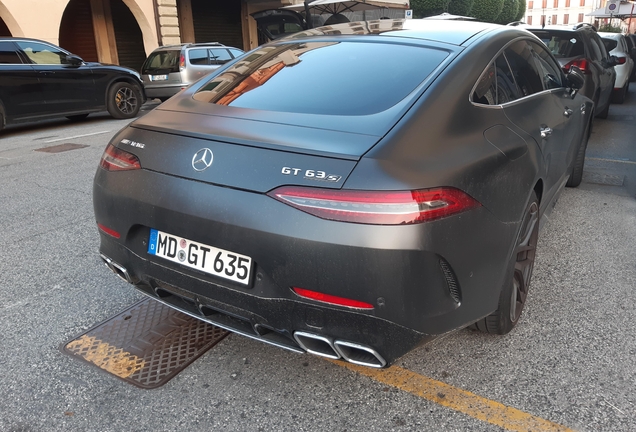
xmin=285 ymin=0 xmax=410 ymax=15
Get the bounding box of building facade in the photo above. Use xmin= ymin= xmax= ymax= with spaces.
xmin=0 ymin=0 xmax=298 ymax=71
xmin=523 ymin=0 xmax=598 ymax=26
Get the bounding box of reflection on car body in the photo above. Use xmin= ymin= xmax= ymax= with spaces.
xmin=93 ymin=19 xmax=592 ymax=368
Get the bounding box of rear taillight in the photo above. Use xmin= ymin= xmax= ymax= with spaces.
xmin=179 ymin=53 xmax=185 ymax=71
xmin=267 ymin=186 xmax=480 ymax=225
xmin=99 ymin=144 xmax=141 ymax=171
xmin=563 ymin=59 xmax=589 ymax=74
xmin=292 ymin=287 xmax=374 ymax=309
xmin=616 ymin=56 xmax=627 ymax=65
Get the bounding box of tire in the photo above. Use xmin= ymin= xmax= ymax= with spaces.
xmin=471 ymin=192 xmax=539 ymax=335
xmin=612 ymin=81 xmax=628 ymax=104
xmin=66 ymin=113 xmax=90 ymax=122
xmin=0 ymin=102 xmax=5 ymax=132
xmin=596 ymin=97 xmax=610 ymax=119
xmin=566 ymin=119 xmax=591 ymax=188
xmin=107 ymin=82 xmax=141 ymax=119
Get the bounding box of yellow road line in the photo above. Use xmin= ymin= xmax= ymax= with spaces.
xmin=332 ymin=361 xmax=575 ymax=432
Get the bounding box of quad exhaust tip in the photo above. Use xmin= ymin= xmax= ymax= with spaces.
xmin=293 ymin=331 xmax=340 ymax=359
xmin=293 ymin=331 xmax=387 ymax=368
xmin=100 ymin=254 xmax=132 ymax=284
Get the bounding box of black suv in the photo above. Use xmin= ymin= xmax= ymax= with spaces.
xmin=525 ymin=24 xmax=616 ymax=118
xmin=0 ymin=37 xmax=145 ymax=131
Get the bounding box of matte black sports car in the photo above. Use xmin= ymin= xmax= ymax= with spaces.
xmin=0 ymin=37 xmax=145 ymax=131
xmin=93 ymin=19 xmax=592 ymax=367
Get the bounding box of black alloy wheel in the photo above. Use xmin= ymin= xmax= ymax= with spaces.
xmin=107 ymin=82 xmax=141 ymax=119
xmin=472 ymin=192 xmax=539 ymax=334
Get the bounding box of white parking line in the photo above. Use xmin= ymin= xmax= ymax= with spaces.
xmin=44 ymin=130 xmax=111 ymax=143
xmin=587 ymin=157 xmax=636 ymax=165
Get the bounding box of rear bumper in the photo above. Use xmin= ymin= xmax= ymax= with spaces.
xmin=143 ymin=84 xmax=185 ymax=99
xmin=94 ymin=168 xmax=518 ymax=365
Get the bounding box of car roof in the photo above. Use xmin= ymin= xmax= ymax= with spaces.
xmin=523 ymin=23 xmax=596 ymax=33
xmin=283 ymin=19 xmax=506 ymax=46
xmin=598 ymin=32 xmax=623 ymax=39
xmin=152 ymin=42 xmax=230 ymax=51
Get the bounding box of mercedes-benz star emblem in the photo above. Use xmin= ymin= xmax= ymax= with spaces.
xmin=192 ymin=148 xmax=214 ymax=172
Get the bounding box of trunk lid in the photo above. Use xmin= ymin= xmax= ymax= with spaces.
xmin=118 ymin=110 xmax=378 ymax=192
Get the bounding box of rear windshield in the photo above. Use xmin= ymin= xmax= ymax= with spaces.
xmin=601 ymin=38 xmax=618 ymax=52
xmin=529 ymin=31 xmax=584 ymax=58
xmin=142 ymin=50 xmax=180 ymax=74
xmin=193 ymin=41 xmax=449 ymax=116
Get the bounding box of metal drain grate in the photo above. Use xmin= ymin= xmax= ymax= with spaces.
xmin=61 ymin=298 xmax=229 ymax=389
xmin=35 ymin=143 xmax=89 ymax=153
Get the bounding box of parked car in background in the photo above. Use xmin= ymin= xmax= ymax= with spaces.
xmin=599 ymin=32 xmax=634 ymax=103
xmin=141 ymin=43 xmax=244 ymax=102
xmin=94 ymin=19 xmax=593 ymax=367
xmin=525 ymin=24 xmax=616 ymax=118
xmin=0 ymin=37 xmax=145 ymax=131
xmin=622 ymin=33 xmax=636 ymax=80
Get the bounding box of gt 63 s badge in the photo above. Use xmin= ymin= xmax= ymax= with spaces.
xmin=281 ymin=167 xmax=341 ymax=183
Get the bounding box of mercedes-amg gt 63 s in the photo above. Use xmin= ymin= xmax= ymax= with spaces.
xmin=94 ymin=19 xmax=592 ymax=368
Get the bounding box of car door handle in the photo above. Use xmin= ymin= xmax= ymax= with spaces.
xmin=540 ymin=126 xmax=552 ymax=139
xmin=564 ymin=108 xmax=573 ymax=117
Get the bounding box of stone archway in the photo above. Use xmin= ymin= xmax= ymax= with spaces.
xmin=59 ymin=0 xmax=149 ymax=71
xmin=0 ymin=1 xmax=24 ymax=36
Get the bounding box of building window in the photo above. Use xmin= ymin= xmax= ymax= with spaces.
xmin=565 ymin=0 xmax=570 ymax=7
xmin=578 ymin=13 xmax=584 ymax=22
xmin=552 ymin=14 xmax=558 ymax=24
xmin=541 ymin=14 xmax=546 ymax=26
xmin=580 ymin=0 xmax=585 ymax=5
xmin=542 ymin=0 xmax=547 ymax=8
xmin=553 ymin=0 xmax=559 ymax=7
xmin=528 ymin=0 xmax=534 ymax=8
xmin=564 ymin=14 xmax=569 ymax=24
xmin=528 ymin=16 xmax=533 ymax=24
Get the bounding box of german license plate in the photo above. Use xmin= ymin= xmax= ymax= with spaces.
xmin=150 ymin=74 xmax=168 ymax=81
xmin=148 ymin=229 xmax=252 ymax=285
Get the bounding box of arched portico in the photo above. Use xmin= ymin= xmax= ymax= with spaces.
xmin=0 ymin=1 xmax=24 ymax=36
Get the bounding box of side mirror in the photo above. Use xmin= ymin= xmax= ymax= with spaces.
xmin=606 ymin=55 xmax=619 ymax=67
xmin=64 ymin=54 xmax=83 ymax=67
xmin=567 ymin=66 xmax=585 ymax=98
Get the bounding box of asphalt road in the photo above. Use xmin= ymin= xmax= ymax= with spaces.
xmin=0 ymin=94 xmax=635 ymax=431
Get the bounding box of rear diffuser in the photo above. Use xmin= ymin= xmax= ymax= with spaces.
xmin=61 ymin=298 xmax=229 ymax=389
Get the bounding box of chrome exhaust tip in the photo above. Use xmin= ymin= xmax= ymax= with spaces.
xmin=334 ymin=340 xmax=386 ymax=368
xmin=293 ymin=331 xmax=340 ymax=359
xmin=100 ymin=254 xmax=132 ymax=284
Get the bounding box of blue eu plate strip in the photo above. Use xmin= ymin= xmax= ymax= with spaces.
xmin=148 ymin=229 xmax=158 ymax=255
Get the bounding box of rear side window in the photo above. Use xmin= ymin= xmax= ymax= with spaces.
xmin=472 ymin=54 xmax=521 ymax=105
xmin=229 ymin=48 xmax=244 ymax=58
xmin=209 ymin=48 xmax=232 ymax=65
xmin=0 ymin=42 xmax=22 ymax=64
xmin=530 ymin=31 xmax=584 ymax=58
xmin=193 ymin=42 xmax=449 ymax=116
xmin=504 ymin=40 xmax=544 ymax=97
xmin=588 ymin=34 xmax=606 ymax=61
xmin=601 ymin=38 xmax=617 ymax=52
xmin=142 ymin=50 xmax=180 ymax=74
xmin=189 ymin=49 xmax=208 ymax=65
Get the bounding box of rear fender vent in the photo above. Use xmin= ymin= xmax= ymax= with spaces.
xmin=439 ymin=258 xmax=461 ymax=304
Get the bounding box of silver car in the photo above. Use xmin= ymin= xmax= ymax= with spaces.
xmin=141 ymin=43 xmax=244 ymax=101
